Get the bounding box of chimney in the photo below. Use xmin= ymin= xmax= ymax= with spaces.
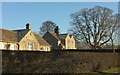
xmin=55 ymin=26 xmax=60 ymax=36
xmin=26 ymin=23 xmax=30 ymax=29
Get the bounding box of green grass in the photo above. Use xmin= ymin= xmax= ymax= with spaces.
xmin=89 ymin=67 xmax=120 ymax=74
xmin=99 ymin=67 xmax=120 ymax=73
xmin=84 ymin=72 xmax=112 ymax=75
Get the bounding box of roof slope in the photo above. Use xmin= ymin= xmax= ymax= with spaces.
xmin=34 ymin=33 xmax=51 ymax=46
xmin=0 ymin=28 xmax=51 ymax=47
xmin=48 ymin=32 xmax=60 ymax=41
xmin=14 ymin=29 xmax=30 ymax=42
xmin=59 ymin=34 xmax=68 ymax=40
xmin=0 ymin=28 xmax=18 ymax=43
xmin=44 ymin=32 xmax=69 ymax=40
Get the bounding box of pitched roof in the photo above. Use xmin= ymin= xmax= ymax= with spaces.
xmin=48 ymin=32 xmax=60 ymax=41
xmin=0 ymin=28 xmax=51 ymax=47
xmin=0 ymin=28 xmax=18 ymax=43
xmin=0 ymin=29 xmax=30 ymax=43
xmin=46 ymin=32 xmax=69 ymax=40
xmin=13 ymin=29 xmax=30 ymax=42
xmin=34 ymin=33 xmax=51 ymax=46
xmin=59 ymin=34 xmax=68 ymax=40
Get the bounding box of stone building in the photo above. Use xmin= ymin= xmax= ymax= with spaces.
xmin=0 ymin=23 xmax=51 ymax=51
xmin=43 ymin=26 xmax=76 ymax=49
xmin=0 ymin=28 xmax=18 ymax=50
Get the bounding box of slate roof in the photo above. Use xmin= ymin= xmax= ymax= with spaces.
xmin=0 ymin=28 xmax=51 ymax=46
xmin=0 ymin=28 xmax=18 ymax=43
xmin=48 ymin=32 xmax=60 ymax=41
xmin=48 ymin=32 xmax=68 ymax=40
xmin=44 ymin=32 xmax=71 ymax=47
xmin=33 ymin=33 xmax=51 ymax=46
xmin=59 ymin=34 xmax=68 ymax=40
xmin=14 ymin=29 xmax=30 ymax=42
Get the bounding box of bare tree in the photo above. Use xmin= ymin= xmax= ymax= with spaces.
xmin=69 ymin=6 xmax=119 ymax=49
xmin=39 ymin=20 xmax=56 ymax=36
xmin=109 ymin=14 xmax=119 ymax=52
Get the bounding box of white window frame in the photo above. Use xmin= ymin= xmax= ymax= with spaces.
xmin=28 ymin=42 xmax=33 ymax=50
xmin=0 ymin=43 xmax=5 ymax=49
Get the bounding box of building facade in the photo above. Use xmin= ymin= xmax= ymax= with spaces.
xmin=43 ymin=26 xmax=76 ymax=49
xmin=0 ymin=23 xmax=51 ymax=51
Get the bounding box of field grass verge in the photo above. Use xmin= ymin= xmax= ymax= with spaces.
xmin=98 ymin=66 xmax=120 ymax=73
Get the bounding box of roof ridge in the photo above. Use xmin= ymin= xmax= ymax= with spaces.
xmin=0 ymin=28 xmax=17 ymax=33
xmin=60 ymin=33 xmax=68 ymax=35
xmin=48 ymin=32 xmax=60 ymax=41
xmin=13 ymin=29 xmax=30 ymax=31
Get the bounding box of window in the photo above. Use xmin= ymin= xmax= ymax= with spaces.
xmin=5 ymin=44 xmax=10 ymax=50
xmin=11 ymin=44 xmax=16 ymax=51
xmin=40 ymin=47 xmax=43 ymax=51
xmin=14 ymin=45 xmax=16 ymax=50
xmin=0 ymin=44 xmax=5 ymax=49
xmin=28 ymin=42 xmax=33 ymax=50
xmin=47 ymin=48 xmax=49 ymax=51
xmin=4 ymin=44 xmax=6 ymax=49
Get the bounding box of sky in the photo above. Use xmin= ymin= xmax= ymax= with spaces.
xmin=2 ymin=2 xmax=118 ymax=34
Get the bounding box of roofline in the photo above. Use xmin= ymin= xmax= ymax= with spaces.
xmin=60 ymin=33 xmax=68 ymax=35
xmin=47 ymin=31 xmax=60 ymax=41
xmin=0 ymin=41 xmax=18 ymax=43
xmin=33 ymin=32 xmax=51 ymax=47
xmin=0 ymin=28 xmax=16 ymax=33
xmin=13 ymin=29 xmax=31 ymax=31
xmin=18 ymin=29 xmax=31 ymax=42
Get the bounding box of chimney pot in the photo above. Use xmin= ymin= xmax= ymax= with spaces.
xmin=26 ymin=23 xmax=30 ymax=29
xmin=55 ymin=26 xmax=60 ymax=36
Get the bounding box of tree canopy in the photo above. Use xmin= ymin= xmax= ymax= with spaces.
xmin=39 ymin=20 xmax=56 ymax=36
xmin=69 ymin=6 xmax=119 ymax=49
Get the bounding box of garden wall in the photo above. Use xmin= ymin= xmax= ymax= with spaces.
xmin=2 ymin=50 xmax=119 ymax=73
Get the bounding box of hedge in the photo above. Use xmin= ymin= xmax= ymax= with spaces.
xmin=2 ymin=50 xmax=119 ymax=73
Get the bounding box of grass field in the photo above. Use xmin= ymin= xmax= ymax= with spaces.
xmin=98 ymin=66 xmax=120 ymax=73
xmin=89 ymin=67 xmax=120 ymax=75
